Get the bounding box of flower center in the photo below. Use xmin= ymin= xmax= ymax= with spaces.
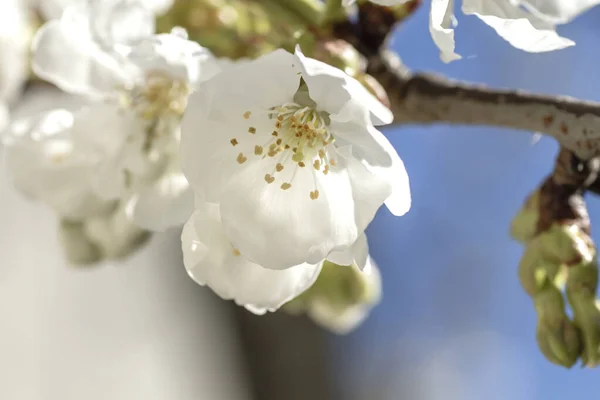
xmin=231 ymin=102 xmax=338 ymax=200
xmin=120 ymin=70 xmax=190 ymax=152
xmin=115 ymin=70 xmax=190 ymax=191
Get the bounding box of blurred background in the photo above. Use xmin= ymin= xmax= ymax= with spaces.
xmin=2 ymin=2 xmax=600 ymax=399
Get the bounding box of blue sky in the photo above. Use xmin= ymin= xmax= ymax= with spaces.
xmin=330 ymin=4 xmax=600 ymax=400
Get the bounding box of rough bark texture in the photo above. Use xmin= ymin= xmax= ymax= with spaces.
xmin=367 ymin=51 xmax=600 ymax=161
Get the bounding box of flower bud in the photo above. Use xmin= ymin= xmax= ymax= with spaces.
xmin=58 ymin=202 xmax=152 ymax=265
xmin=306 ymin=36 xmax=364 ymax=77
xmin=510 ymin=190 xmax=540 ymax=244
xmin=354 ymin=73 xmax=391 ymax=109
xmin=540 ymin=224 xmax=595 ymax=266
xmin=566 ymin=263 xmax=600 ymax=367
xmin=518 ymin=238 xmax=564 ymax=297
xmin=58 ymin=219 xmax=102 ymax=266
xmin=284 ymin=259 xmax=381 ymax=334
xmin=83 ymin=205 xmax=152 ymax=261
xmin=534 ymin=285 xmax=580 ymax=368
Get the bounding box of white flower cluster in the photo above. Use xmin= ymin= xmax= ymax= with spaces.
xmin=2 ymin=0 xmax=410 ymax=322
xmin=2 ymin=0 xmax=596 ymax=329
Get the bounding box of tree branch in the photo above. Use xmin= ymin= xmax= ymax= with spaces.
xmin=367 ymin=51 xmax=600 ymax=161
xmin=331 ymin=1 xmax=600 ymax=161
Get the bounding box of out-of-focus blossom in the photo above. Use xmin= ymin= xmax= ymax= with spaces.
xmin=0 ymin=0 xmax=30 ymax=130
xmin=285 ymin=257 xmax=382 ymax=334
xmin=28 ymin=0 xmax=220 ymax=231
xmin=30 ymin=0 xmax=174 ymax=21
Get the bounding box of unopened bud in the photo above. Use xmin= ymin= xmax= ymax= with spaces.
xmin=510 ymin=190 xmax=540 ymax=244
xmin=540 ymin=224 xmax=595 ymax=266
xmin=354 ymin=73 xmax=391 ymax=110
xmin=310 ymin=38 xmax=364 ymax=77
xmin=566 ymin=263 xmax=600 ymax=367
xmin=534 ymin=285 xmax=580 ymax=368
xmin=58 ymin=219 xmax=102 ymax=266
xmin=518 ymin=238 xmax=564 ymax=297
xmin=284 ymin=258 xmax=381 ymax=334
xmin=59 ymin=200 xmax=152 ymax=265
xmin=83 ymin=203 xmax=152 ymax=261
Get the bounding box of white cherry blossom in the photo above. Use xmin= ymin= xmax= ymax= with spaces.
xmin=31 ymin=0 xmax=221 ymax=231
xmin=181 ymin=46 xmax=410 ymax=270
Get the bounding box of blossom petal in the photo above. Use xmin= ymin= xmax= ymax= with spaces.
xmin=87 ymin=0 xmax=155 ymax=46
xmin=141 ymin=0 xmax=174 ymax=15
xmin=70 ymin=103 xmax=162 ymax=200
xmin=294 ymin=46 xmax=393 ymax=125
xmin=0 ymin=0 xmax=28 ymax=103
xmin=462 ymin=0 xmax=574 ymax=52
xmin=182 ymin=204 xmax=323 ymax=313
xmin=195 ymin=48 xmax=300 ymax=110
xmin=218 ymin=153 xmax=360 ymax=270
xmin=32 ymin=20 xmax=129 ymax=96
xmin=331 ymin=121 xmax=411 ymax=217
xmin=519 ymin=0 xmax=600 ymax=24
xmin=181 ymin=103 xmax=275 ymax=202
xmin=3 ymin=109 xmax=112 ymax=219
xmin=430 ymin=0 xmax=462 ymax=63
xmin=181 ymin=50 xmax=301 ymax=200
xmin=327 ymin=233 xmax=369 ymax=271
xmin=127 ymin=31 xmax=221 ymax=85
xmin=357 ymin=130 xmax=411 ymax=217
xmin=130 ymin=172 xmax=194 ymax=231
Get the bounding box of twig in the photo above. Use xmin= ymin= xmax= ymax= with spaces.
xmin=368 ymin=52 xmax=600 ymax=161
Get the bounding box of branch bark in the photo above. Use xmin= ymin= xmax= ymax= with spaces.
xmin=366 ymin=51 xmax=600 ymax=161
xmin=332 ymin=1 xmax=600 ymax=161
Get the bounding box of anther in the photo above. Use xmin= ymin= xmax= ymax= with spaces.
xmin=236 ymin=153 xmax=247 ymax=164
